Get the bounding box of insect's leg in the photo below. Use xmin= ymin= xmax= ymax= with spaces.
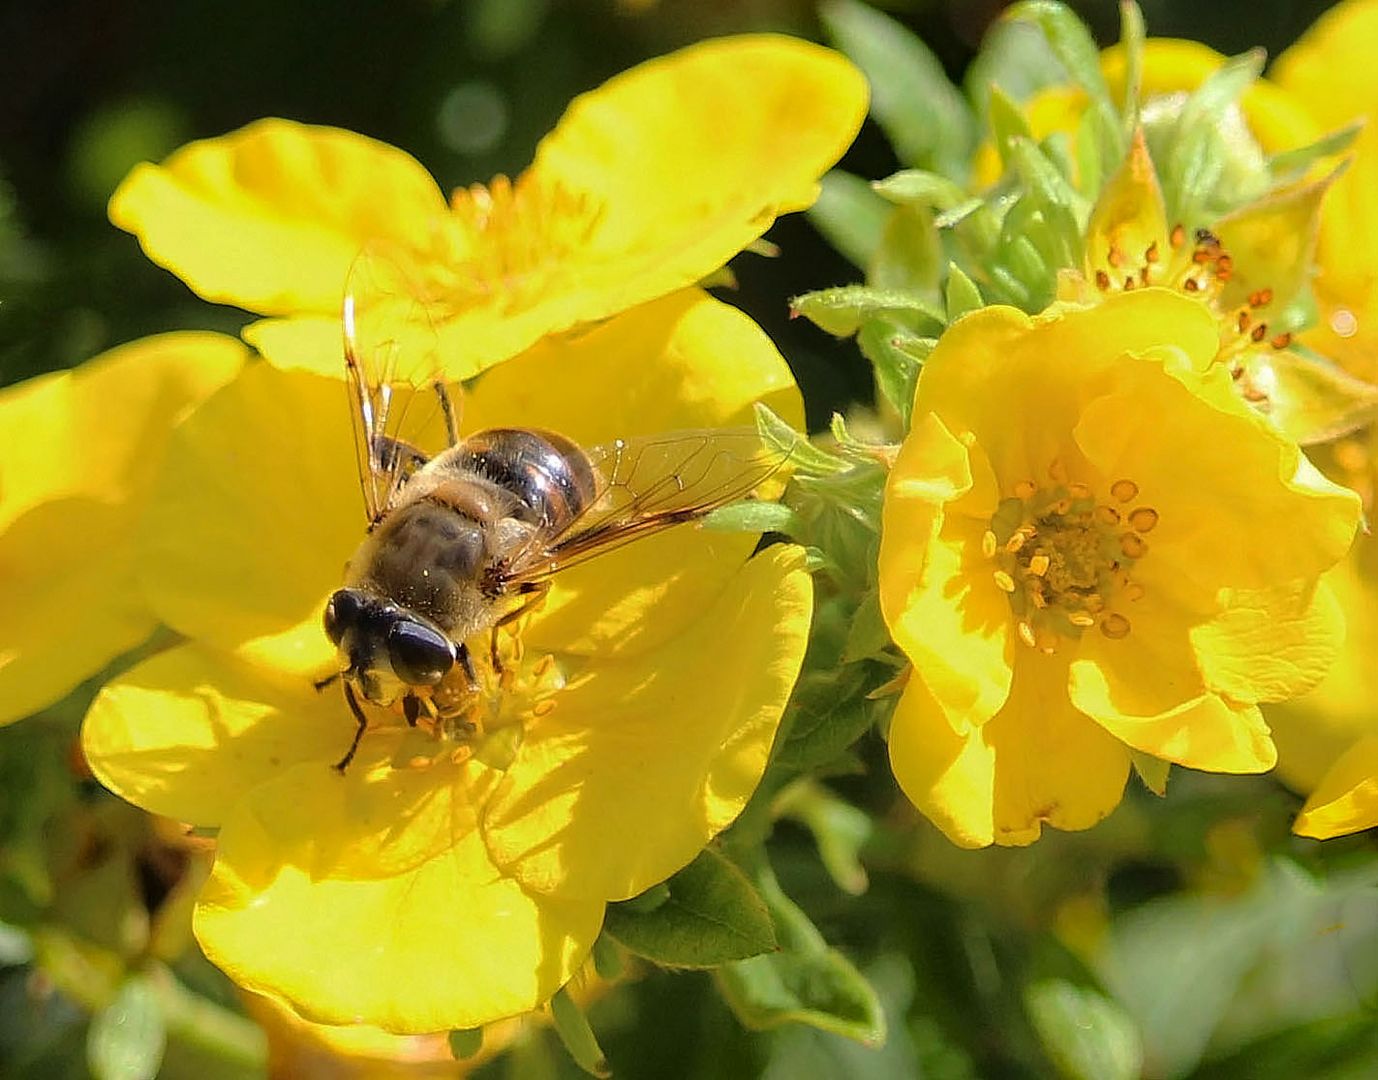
xmin=434 ymin=380 xmax=460 ymax=448
xmin=403 ymin=694 xmax=421 ymax=727
xmin=488 ymin=583 xmax=551 ymax=674
xmin=456 ymin=641 xmax=479 ymax=690
xmin=334 ymin=683 xmax=369 ymax=773
xmin=313 ymin=671 xmax=341 ymax=692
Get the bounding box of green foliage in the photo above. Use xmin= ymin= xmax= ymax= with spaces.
xmin=1025 ymin=979 xmax=1143 ymax=1080
xmin=87 ymin=975 xmax=166 ymax=1080
xmin=550 ymin=988 xmax=611 ymax=1079
xmin=603 ymin=849 xmax=778 ymax=969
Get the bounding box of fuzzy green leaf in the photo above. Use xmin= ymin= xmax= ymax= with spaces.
xmin=701 ymin=500 xmax=800 ymax=535
xmin=754 ymin=403 xmax=851 ymax=478
xmin=1026 ymin=979 xmax=1143 ymax=1080
xmin=792 ymin=285 xmax=943 ymax=337
xmin=821 ymin=0 xmax=974 ymax=174
xmin=944 ymin=264 xmax=983 ymax=322
xmin=717 ymin=865 xmax=885 ymax=1046
xmin=808 ymin=170 xmax=893 ymax=270
xmin=550 ymin=989 xmax=610 ymax=1078
xmin=604 ymin=848 xmax=777 ymax=969
xmin=868 ymin=204 xmax=941 ymax=295
xmin=87 ymin=975 xmax=166 ymax=1080
xmin=872 ymin=169 xmax=969 ymax=211
xmin=857 ymin=316 xmax=921 ymax=423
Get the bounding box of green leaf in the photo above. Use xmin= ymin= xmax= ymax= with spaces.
xmin=857 ymin=316 xmax=920 ymax=424
xmin=0 ymin=918 xmax=34 ymax=965
xmin=604 ymin=847 xmax=777 ymax=968
xmin=1009 ymin=136 xmax=1084 ymax=269
xmin=701 ymin=500 xmax=799 ymax=535
xmin=841 ymin=588 xmax=891 ymax=664
xmin=87 ymin=975 xmax=166 ymax=1080
xmin=775 ymin=663 xmax=890 ymax=774
xmin=1003 ymin=1 xmax=1122 ymax=165
xmin=792 ymin=285 xmax=943 ymax=338
xmin=549 ymin=988 xmax=610 ymax=1078
xmin=716 ymin=863 xmax=885 ymax=1045
xmin=965 ymin=16 xmax=1067 ymax=116
xmin=988 ymin=84 xmax=1035 ymax=174
xmin=820 ymin=0 xmax=974 ymax=175
xmin=1119 ymin=1 xmax=1146 ymax=136
xmin=754 ymin=403 xmax=850 ymax=478
xmin=1268 ymin=120 xmax=1363 ymax=183
xmin=808 ymin=170 xmax=893 ymax=270
xmin=776 ymin=780 xmax=874 ymax=896
xmin=591 ymin=935 xmax=625 ymax=982
xmin=872 ymin=169 xmax=969 ymax=211
xmin=944 ymin=264 xmax=983 ymax=322
xmin=448 ymin=1028 xmax=484 ymax=1060
xmin=1025 ymin=979 xmax=1143 ymax=1080
xmin=867 ymin=204 xmax=941 ymax=295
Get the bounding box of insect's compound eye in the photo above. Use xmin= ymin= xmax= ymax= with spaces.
xmin=323 ymin=589 xmax=362 ymax=645
xmin=386 ymin=620 xmax=455 ymax=686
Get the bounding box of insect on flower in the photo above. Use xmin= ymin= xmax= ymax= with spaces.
xmin=320 ymin=252 xmax=795 ymax=770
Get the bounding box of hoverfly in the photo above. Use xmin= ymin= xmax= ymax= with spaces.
xmin=320 ymin=251 xmax=795 ymax=770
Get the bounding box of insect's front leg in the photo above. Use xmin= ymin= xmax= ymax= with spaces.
xmin=335 ymin=682 xmax=370 ymax=772
xmin=489 ymin=583 xmax=550 ymax=674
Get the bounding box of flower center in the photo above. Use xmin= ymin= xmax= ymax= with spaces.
xmin=983 ymin=462 xmax=1157 ymax=652
xmin=441 ymin=173 xmax=603 ymax=312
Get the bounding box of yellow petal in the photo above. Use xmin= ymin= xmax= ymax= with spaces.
xmin=81 ymin=644 xmax=345 ymax=827
xmin=1072 ymin=349 xmax=1360 ymax=597
xmin=888 ymin=653 xmax=1130 ymax=849
xmin=0 ymin=499 xmax=152 ymax=723
xmin=139 ymin=364 xmax=360 ymax=674
xmin=481 ymin=545 xmax=812 ymax=901
xmin=879 ymin=412 xmax=1011 ymax=731
xmin=109 ymin=120 xmax=453 ymax=315
xmin=519 ymin=35 xmax=866 ymax=324
xmin=0 ymin=333 xmax=246 ymax=722
xmin=1191 ymin=578 xmax=1344 ymax=704
xmin=1294 ymin=733 xmax=1378 ymax=839
xmin=465 ymin=289 xmax=804 ymax=661
xmin=196 ymin=762 xmax=602 ymax=1033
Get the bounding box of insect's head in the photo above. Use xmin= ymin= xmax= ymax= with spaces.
xmin=324 ymin=588 xmax=457 ymax=704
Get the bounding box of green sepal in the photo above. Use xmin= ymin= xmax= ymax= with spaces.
xmin=1130 ymin=750 xmax=1171 ymax=796
xmin=808 ymin=170 xmax=893 ymax=270
xmin=603 ymin=847 xmax=777 ymax=969
xmin=1268 ymin=120 xmax=1363 ymax=183
xmin=701 ymin=500 xmax=800 ymax=535
xmin=753 ymin=403 xmax=851 ymax=478
xmin=872 ymin=169 xmax=969 ymax=211
xmin=791 ymin=285 xmax=944 ymax=338
xmin=857 ymin=316 xmax=921 ymax=425
xmin=867 ymin=205 xmax=941 ymax=296
xmin=944 ymin=263 xmax=983 ymax=322
xmin=1025 ymin=978 xmax=1144 ymax=1080
xmin=1160 ymin=48 xmax=1266 ymax=225
xmin=448 ymin=1028 xmax=484 ymax=1060
xmin=716 ymin=862 xmax=886 ymax=1046
xmin=550 ymin=988 xmax=610 ymax=1079
xmin=988 ymin=84 xmax=1035 ymax=174
xmin=820 ymin=0 xmax=974 ymax=176
xmin=1009 ymin=136 xmax=1085 ymax=270
xmin=1118 ymin=1 xmax=1146 ymax=136
xmin=87 ymin=973 xmax=167 ymax=1080
xmin=1246 ymin=345 xmax=1378 ymax=446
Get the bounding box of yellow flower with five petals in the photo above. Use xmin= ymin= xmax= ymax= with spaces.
xmin=108 ymin=35 xmax=867 ymax=380
xmin=0 ymin=333 xmax=245 ymax=724
xmin=878 ymin=289 xmax=1359 ymax=848
xmin=81 ymin=289 xmax=813 ymax=1031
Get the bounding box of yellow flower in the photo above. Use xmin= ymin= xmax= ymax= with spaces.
xmin=81 ymin=289 xmax=813 ymax=1032
xmin=1270 ymin=438 xmax=1378 ymax=839
xmin=108 ymin=36 xmax=867 ymax=380
xmin=1274 ymin=0 xmax=1378 ymax=383
xmin=0 ymin=333 xmax=245 ymax=724
xmin=878 ymin=289 xmax=1359 ymax=848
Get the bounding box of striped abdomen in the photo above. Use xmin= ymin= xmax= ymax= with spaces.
xmin=448 ymin=428 xmax=598 ymax=534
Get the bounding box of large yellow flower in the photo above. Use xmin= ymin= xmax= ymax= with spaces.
xmin=108 ymin=35 xmax=866 ymax=380
xmin=878 ymin=289 xmax=1359 ymax=848
xmin=81 ymin=288 xmax=812 ymax=1032
xmin=0 ymin=333 xmax=245 ymax=724
xmin=1274 ymin=0 xmax=1378 ymax=383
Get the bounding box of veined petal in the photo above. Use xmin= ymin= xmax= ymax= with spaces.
xmin=81 ymin=644 xmax=344 ymax=827
xmin=139 ymin=364 xmax=360 ymax=674
xmin=481 ymin=545 xmax=811 ymax=902
xmin=465 ymin=289 xmax=804 ymax=661
xmin=0 ymin=333 xmax=245 ymax=723
xmin=1294 ymin=733 xmax=1378 ymax=839
xmin=889 ymin=653 xmax=1130 ymax=849
xmin=879 ymin=412 xmax=1011 ymax=731
xmin=109 ymin=120 xmax=454 ymax=315
xmin=196 ymin=761 xmax=603 ymax=1033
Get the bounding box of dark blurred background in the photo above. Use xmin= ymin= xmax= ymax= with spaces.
xmin=0 ymin=0 xmax=1346 ymax=419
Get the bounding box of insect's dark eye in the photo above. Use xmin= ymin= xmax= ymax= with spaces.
xmin=323 ymin=590 xmax=362 ymax=645
xmin=386 ymin=620 xmax=454 ymax=686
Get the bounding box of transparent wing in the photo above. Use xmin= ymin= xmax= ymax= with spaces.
xmin=342 ymin=247 xmax=457 ymax=526
xmin=498 ymin=427 xmax=798 ymax=586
